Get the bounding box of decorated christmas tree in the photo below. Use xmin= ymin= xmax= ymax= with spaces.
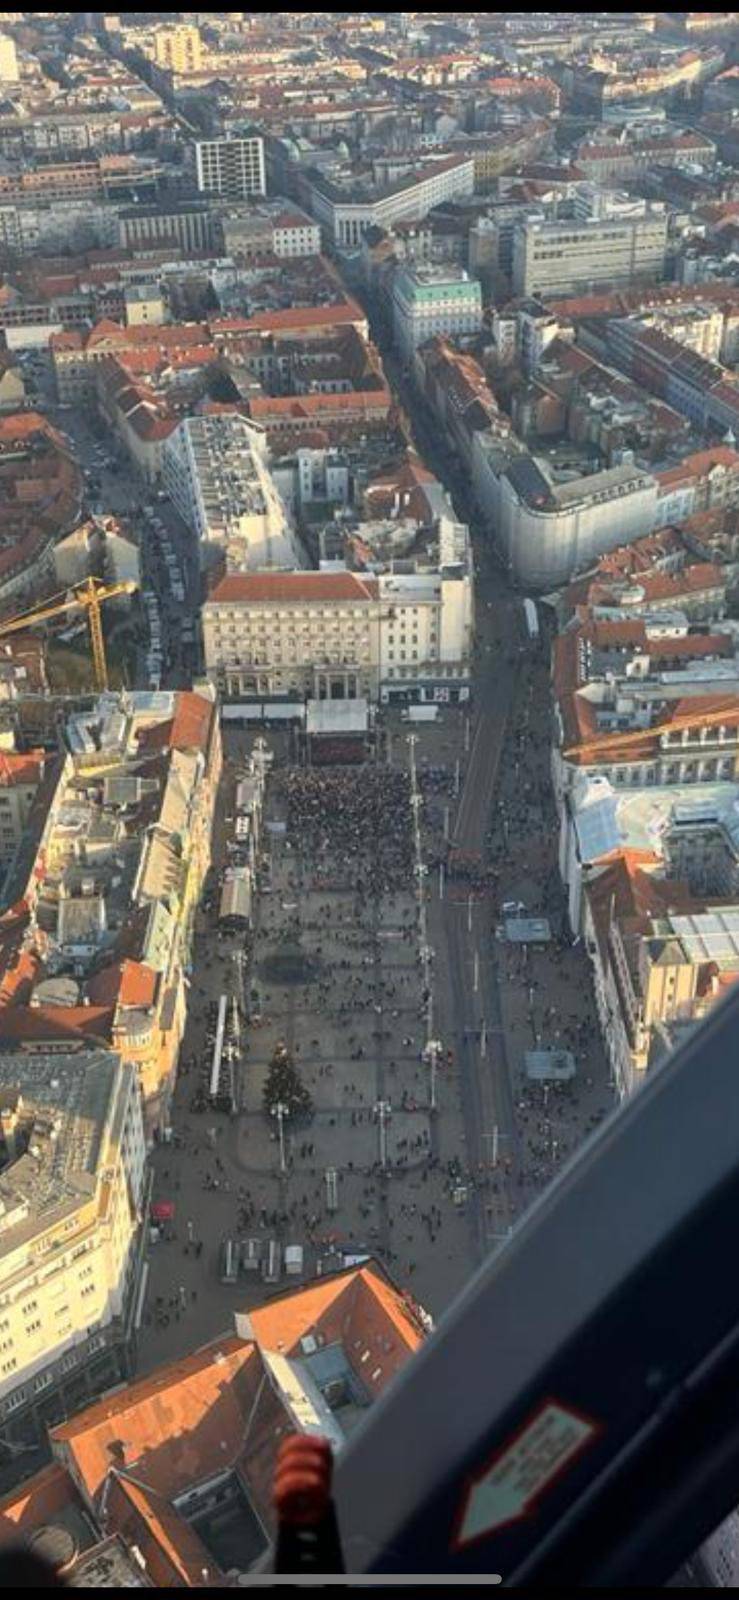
xmin=263 ymin=1041 xmax=313 ymax=1121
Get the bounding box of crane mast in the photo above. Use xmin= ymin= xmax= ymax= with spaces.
xmin=0 ymin=575 xmax=138 ymax=692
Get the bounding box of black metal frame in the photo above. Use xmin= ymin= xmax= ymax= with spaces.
xmin=333 ymin=982 xmax=739 ymax=1582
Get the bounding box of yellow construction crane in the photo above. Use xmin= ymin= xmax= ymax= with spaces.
xmin=0 ymin=575 xmax=138 ymax=692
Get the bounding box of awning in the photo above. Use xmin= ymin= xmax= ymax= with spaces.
xmin=219 ymin=869 xmax=252 ymax=924
xmin=151 ymin=1201 xmax=175 ymax=1221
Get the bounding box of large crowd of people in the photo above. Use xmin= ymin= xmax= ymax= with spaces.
xmin=283 ymin=767 xmax=414 ymax=894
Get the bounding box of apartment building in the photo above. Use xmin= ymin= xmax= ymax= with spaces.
xmin=202 ymin=539 xmax=473 ymax=707
xmin=0 ymin=33 xmax=18 ymax=83
xmin=306 ymin=153 xmax=475 ymax=247
xmin=0 ymin=1050 xmax=146 ymax=1446
xmin=0 ymin=688 xmax=222 ymax=1130
xmin=195 ymin=136 xmax=266 ymax=201
xmin=512 ymin=212 xmax=668 ymax=299
xmin=162 ymin=414 xmax=305 ymax=573
xmin=574 ymin=131 xmax=716 ymax=183
xmin=0 ymin=1262 xmax=428 ymax=1577
xmin=584 ymin=865 xmax=739 ymax=1096
xmin=391 ymin=265 xmax=482 ymax=358
xmin=606 ymin=316 xmax=739 ymax=436
xmin=152 ymin=23 xmax=202 ymax=74
xmin=219 ymin=200 xmax=321 ymax=260
xmin=497 ymin=457 xmax=659 ymax=589
xmin=554 ymin=606 xmax=739 ymax=924
xmin=654 ymin=446 xmax=739 ymax=529
xmin=203 ymin=570 xmax=380 ymax=703
xmin=637 ymin=302 xmax=725 ymax=361
xmin=0 ymin=155 xmax=158 ymax=206
xmin=0 ymin=751 xmax=45 ymax=880
xmin=0 ymin=410 xmax=83 ymax=606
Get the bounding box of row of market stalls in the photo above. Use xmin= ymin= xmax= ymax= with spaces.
xmin=218 ymin=768 xmax=263 ymax=931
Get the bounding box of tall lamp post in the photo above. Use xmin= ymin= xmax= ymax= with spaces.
xmin=374 ymin=1099 xmax=392 ymax=1170
xmin=271 ymin=1101 xmax=289 ymax=1173
xmin=423 ymin=1039 xmax=443 ymax=1114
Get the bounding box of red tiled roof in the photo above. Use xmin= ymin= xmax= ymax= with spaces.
xmin=51 ymin=1334 xmax=257 ymax=1506
xmin=667 ymin=693 xmax=739 ymax=722
xmin=104 ymin=1475 xmax=219 ymax=1588
xmin=88 ymin=959 xmax=158 ymax=1010
xmin=170 ymin=690 xmax=215 ymax=755
xmin=0 ymin=1462 xmax=85 ymax=1544
xmin=209 ymin=572 xmax=379 ymax=604
xmin=249 ymin=1265 xmax=422 ymax=1380
xmin=0 ymin=751 xmax=44 ymax=789
xmin=656 ymin=445 xmax=739 ymax=491
xmin=0 ymin=1004 xmax=114 ymax=1043
xmin=246 ymin=388 xmax=390 ymax=420
xmin=239 ymin=301 xmax=366 ymax=336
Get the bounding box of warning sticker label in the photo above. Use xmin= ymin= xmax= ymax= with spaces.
xmin=453 ymin=1399 xmax=599 ymax=1550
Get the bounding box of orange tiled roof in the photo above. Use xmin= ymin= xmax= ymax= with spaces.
xmin=0 ymin=1461 xmax=85 ymax=1544
xmin=87 ymin=959 xmax=158 ymax=1010
xmin=51 ymin=1335 xmax=257 ymax=1505
xmin=104 ymin=1474 xmax=219 ymax=1588
xmin=0 ymin=751 xmax=44 ymax=789
xmin=170 ymin=690 xmax=215 ymax=756
xmin=209 ymin=571 xmax=379 ymax=605
xmin=240 ymin=301 xmax=366 ymax=336
xmin=250 ymin=1263 xmax=422 ymax=1368
xmin=0 ymin=1004 xmax=115 ymax=1043
xmin=247 ymin=388 xmax=390 ymax=419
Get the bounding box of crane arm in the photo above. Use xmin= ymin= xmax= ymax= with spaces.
xmin=0 ymin=578 xmax=137 ymax=640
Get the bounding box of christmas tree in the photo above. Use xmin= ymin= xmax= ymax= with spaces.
xmin=263 ymin=1041 xmax=313 ymax=1121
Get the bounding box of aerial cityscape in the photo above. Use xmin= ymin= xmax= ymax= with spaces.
xmin=0 ymin=6 xmax=735 ymax=1584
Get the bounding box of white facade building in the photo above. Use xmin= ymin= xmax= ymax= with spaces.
xmin=391 ymin=265 xmax=482 ymax=358
xmin=195 ymin=135 xmax=266 ymax=200
xmin=219 ymin=200 xmax=321 ymax=260
xmin=497 ymin=457 xmax=659 ymax=589
xmin=202 ymin=527 xmax=473 ymax=706
xmin=0 ymin=1051 xmax=146 ymax=1431
xmin=512 ymin=211 xmax=668 ymax=299
xmin=0 ymin=33 xmax=18 ymax=83
xmin=271 ymin=446 xmax=351 ymax=513
xmin=308 ymin=154 xmax=475 ymax=247
xmin=162 ymin=414 xmax=305 ymax=573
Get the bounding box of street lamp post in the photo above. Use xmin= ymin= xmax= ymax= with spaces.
xmin=271 ymin=1101 xmax=289 ymax=1173
xmin=374 ymin=1100 xmax=392 ymax=1170
xmin=423 ymin=1039 xmax=443 ymax=1114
